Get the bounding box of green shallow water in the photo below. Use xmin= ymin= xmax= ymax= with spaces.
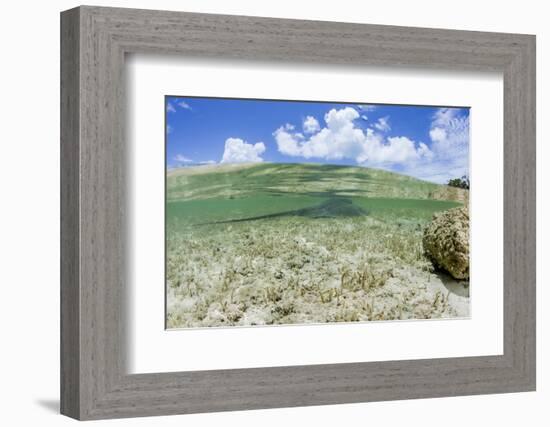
xmin=167 ymin=194 xmax=461 ymax=230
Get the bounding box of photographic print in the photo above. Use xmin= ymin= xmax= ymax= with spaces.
xmin=165 ymin=96 xmax=470 ymax=329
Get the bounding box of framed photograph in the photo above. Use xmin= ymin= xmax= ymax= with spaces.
xmin=61 ymin=6 xmax=536 ymax=420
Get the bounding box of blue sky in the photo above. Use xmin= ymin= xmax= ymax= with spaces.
xmin=166 ymin=96 xmax=469 ymax=184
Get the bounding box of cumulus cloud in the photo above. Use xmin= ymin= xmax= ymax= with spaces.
xmin=272 ymin=105 xmax=469 ymax=184
xmin=303 ymin=116 xmax=320 ymax=134
xmin=166 ymin=102 xmax=176 ymax=113
xmin=368 ymin=136 xmax=431 ymax=164
xmin=220 ymin=137 xmax=266 ymax=163
xmin=273 ymin=107 xmax=431 ymax=167
xmin=429 ymin=127 xmax=446 ymax=143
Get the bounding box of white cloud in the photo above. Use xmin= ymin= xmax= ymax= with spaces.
xmin=200 ymin=160 xmax=217 ymax=165
xmin=166 ymin=124 xmax=173 ymax=134
xmin=374 ymin=116 xmax=391 ymax=132
xmin=429 ymin=108 xmax=469 ymax=156
xmin=361 ymin=115 xmax=369 ymax=121
xmin=357 ymin=104 xmax=377 ymax=112
xmin=166 ymin=102 xmax=176 ymax=113
xmin=303 ymin=116 xmax=320 ymax=134
xmin=272 ymin=105 xmax=469 ymax=184
xmin=417 ymin=142 xmax=434 ymax=160
xmin=274 ymin=107 xmax=431 ymax=167
xmin=429 ymin=127 xmax=446 ymax=142
xmin=400 ymin=108 xmax=469 ymax=183
xmin=367 ymin=136 xmax=429 ymax=164
xmin=273 ymin=126 xmax=303 ymax=157
xmin=178 ymin=100 xmax=192 ymax=110
xmin=220 ymin=137 xmax=266 ymax=163
xmin=174 ymin=154 xmax=193 ymax=163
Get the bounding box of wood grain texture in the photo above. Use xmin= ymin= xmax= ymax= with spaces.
xmin=60 ymin=5 xmax=536 ymax=420
xmin=60 ymin=7 xmax=80 ymax=419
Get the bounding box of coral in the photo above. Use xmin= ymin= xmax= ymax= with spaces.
xmin=422 ymin=207 xmax=470 ymax=280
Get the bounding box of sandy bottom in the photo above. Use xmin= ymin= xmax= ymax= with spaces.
xmin=166 ymin=215 xmax=470 ymax=328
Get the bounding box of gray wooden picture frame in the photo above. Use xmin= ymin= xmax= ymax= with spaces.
xmin=60 ymin=5 xmax=536 ymax=421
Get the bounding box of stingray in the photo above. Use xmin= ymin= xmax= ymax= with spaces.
xmin=196 ymin=197 xmax=368 ymax=226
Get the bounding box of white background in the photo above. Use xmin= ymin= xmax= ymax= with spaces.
xmin=128 ymin=57 xmax=503 ymax=373
xmin=0 ymin=0 xmax=547 ymax=426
